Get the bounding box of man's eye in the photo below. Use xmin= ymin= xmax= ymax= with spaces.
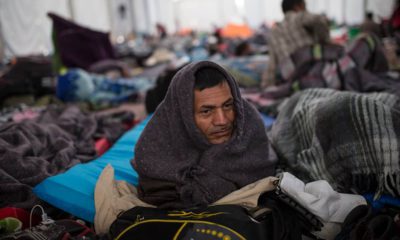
xmin=223 ymin=103 xmax=233 ymax=110
xmin=200 ymin=109 xmax=211 ymax=115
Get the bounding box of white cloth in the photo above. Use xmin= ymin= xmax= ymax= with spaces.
xmin=279 ymin=172 xmax=366 ymax=223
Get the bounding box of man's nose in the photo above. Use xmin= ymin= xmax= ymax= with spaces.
xmin=213 ymin=108 xmax=228 ymax=125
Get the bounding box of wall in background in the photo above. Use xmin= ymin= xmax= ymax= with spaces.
xmin=0 ymin=0 xmax=70 ymax=59
xmin=0 ymin=0 xmax=398 ymax=60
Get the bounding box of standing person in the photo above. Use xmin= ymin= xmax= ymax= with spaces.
xmin=156 ymin=23 xmax=167 ymax=39
xmin=261 ymin=0 xmax=330 ymax=88
xmin=132 ymin=61 xmax=277 ymax=209
xmin=360 ymin=12 xmax=382 ymax=37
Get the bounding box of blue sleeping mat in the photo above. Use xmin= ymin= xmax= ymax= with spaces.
xmin=260 ymin=113 xmax=275 ymax=128
xmin=33 ymin=116 xmax=152 ymax=222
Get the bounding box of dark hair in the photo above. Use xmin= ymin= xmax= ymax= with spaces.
xmin=234 ymin=41 xmax=251 ymax=56
xmin=366 ymin=12 xmax=373 ymax=20
xmin=194 ymin=67 xmax=227 ymax=91
xmin=281 ymin=0 xmax=304 ymax=13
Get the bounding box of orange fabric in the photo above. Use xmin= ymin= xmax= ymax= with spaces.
xmin=221 ymin=23 xmax=253 ymax=38
xmin=177 ymin=28 xmax=193 ymax=36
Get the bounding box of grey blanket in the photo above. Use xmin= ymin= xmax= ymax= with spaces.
xmin=0 ymin=105 xmax=113 ymax=208
xmin=133 ymin=61 xmax=277 ymax=209
xmin=270 ymin=88 xmax=400 ymax=197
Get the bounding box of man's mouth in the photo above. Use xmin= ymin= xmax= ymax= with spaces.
xmin=211 ymin=128 xmax=231 ymax=137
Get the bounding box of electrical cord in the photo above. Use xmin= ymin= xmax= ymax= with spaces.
xmin=29 ymin=204 xmax=53 ymax=229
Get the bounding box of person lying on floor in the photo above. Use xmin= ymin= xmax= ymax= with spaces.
xmin=131 ymin=60 xmax=278 ymax=209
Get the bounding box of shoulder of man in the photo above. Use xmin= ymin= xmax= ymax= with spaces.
xmin=298 ymin=11 xmax=327 ymax=22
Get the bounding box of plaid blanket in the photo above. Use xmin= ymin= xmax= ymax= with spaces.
xmin=270 ymin=88 xmax=400 ymax=197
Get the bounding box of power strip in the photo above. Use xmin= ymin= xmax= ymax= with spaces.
xmin=0 ymin=222 xmax=65 ymax=240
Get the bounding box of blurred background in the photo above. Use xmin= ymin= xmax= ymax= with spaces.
xmin=1 ymin=0 xmax=400 ymax=123
xmin=0 ymin=0 xmax=396 ymax=59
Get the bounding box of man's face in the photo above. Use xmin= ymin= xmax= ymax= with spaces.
xmin=194 ymin=81 xmax=235 ymax=144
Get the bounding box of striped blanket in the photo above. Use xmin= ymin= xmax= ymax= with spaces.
xmin=270 ymin=88 xmax=400 ymax=197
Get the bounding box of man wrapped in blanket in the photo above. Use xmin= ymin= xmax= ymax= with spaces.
xmin=132 ymin=61 xmax=278 ymax=209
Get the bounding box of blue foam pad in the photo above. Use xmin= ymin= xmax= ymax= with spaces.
xmin=260 ymin=113 xmax=275 ymax=128
xmin=33 ymin=116 xmax=151 ymax=222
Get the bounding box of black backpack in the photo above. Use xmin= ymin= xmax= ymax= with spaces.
xmin=108 ymin=192 xmax=323 ymax=240
xmin=109 ymin=204 xmax=271 ymax=240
